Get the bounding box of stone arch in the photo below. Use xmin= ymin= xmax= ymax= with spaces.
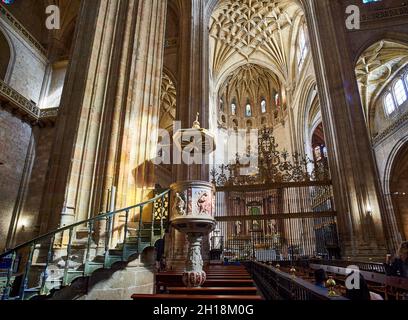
xmin=354 ymin=37 xmax=408 ymax=252
xmin=354 ymin=38 xmax=408 ymax=137
xmin=0 ymin=26 xmax=14 ymax=82
xmin=216 ymin=63 xmax=283 ymax=130
xmin=288 ymin=13 xmax=311 ymax=81
xmin=295 ymin=75 xmax=319 ymax=155
xmin=353 ymin=32 xmax=408 ymax=67
xmin=389 ymin=143 xmax=408 ymax=241
xmin=214 ymin=59 xmax=285 ymax=97
xmin=383 ymin=137 xmax=408 ymax=245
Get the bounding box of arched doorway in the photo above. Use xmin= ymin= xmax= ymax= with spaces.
xmin=390 ymin=144 xmax=408 ymax=241
xmin=0 ymin=29 xmax=11 ymax=80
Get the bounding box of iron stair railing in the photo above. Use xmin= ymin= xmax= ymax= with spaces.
xmin=0 ymin=189 xmax=170 ymax=301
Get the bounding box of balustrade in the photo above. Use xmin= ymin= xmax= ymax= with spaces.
xmin=0 ymin=79 xmax=58 ymax=124
xmin=245 ymin=261 xmax=347 ymax=300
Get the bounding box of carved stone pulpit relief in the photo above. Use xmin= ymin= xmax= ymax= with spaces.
xmin=170 ymin=181 xmax=216 ymax=287
xmin=174 ymin=192 xmax=186 ymax=216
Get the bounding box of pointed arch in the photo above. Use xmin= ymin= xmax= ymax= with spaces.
xmin=0 ymin=25 xmax=15 ymax=82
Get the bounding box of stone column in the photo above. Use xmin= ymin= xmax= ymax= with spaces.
xmin=39 ymin=0 xmax=168 ymax=243
xmin=175 ymin=0 xmax=210 ymax=182
xmin=167 ymin=0 xmax=213 ymax=269
xmin=39 ymin=0 xmax=114 ymax=234
xmin=114 ymin=0 xmax=168 ymax=209
xmin=108 ymin=0 xmax=168 ymax=249
xmin=301 ymin=0 xmax=387 ymax=259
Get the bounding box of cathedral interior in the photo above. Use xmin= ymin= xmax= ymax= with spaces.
xmin=0 ymin=0 xmax=408 ymax=302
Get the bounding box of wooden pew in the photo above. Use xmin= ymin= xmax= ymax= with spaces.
xmin=206 ymin=275 xmax=252 ymax=279
xmin=203 ymin=279 xmax=255 ymax=287
xmin=152 ymin=264 xmax=261 ymax=300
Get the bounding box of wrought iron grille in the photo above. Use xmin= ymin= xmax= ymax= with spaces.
xmin=211 ymin=127 xmax=330 ymax=187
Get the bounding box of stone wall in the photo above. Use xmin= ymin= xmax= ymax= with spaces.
xmin=0 ymin=11 xmax=51 ymax=251
xmin=49 ymin=249 xmax=157 ymax=301
xmin=16 ymin=126 xmax=55 ymax=245
xmin=372 ymin=94 xmax=408 ymax=139
xmin=79 ymin=262 xmax=155 ymax=300
xmin=0 ymin=109 xmax=33 ymax=251
xmin=40 ymin=61 xmax=68 ymax=109
xmin=0 ymin=109 xmax=55 ymax=250
xmin=0 ymin=16 xmax=47 ymax=104
xmin=373 ymin=119 xmax=408 ymax=248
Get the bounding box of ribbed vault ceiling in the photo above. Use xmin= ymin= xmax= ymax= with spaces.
xmin=356 ymin=40 xmax=408 ymax=116
xmin=210 ymin=0 xmax=304 ymax=85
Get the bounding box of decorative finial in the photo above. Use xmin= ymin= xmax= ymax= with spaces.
xmin=326 ymin=276 xmax=337 ymax=297
xmin=192 ymin=112 xmax=201 ymax=129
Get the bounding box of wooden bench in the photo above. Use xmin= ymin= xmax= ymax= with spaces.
xmin=206 ymin=273 xmax=249 ymax=276
xmin=144 ymin=264 xmax=265 ymax=300
xmin=203 ymin=279 xmax=255 ymax=287
xmin=206 ymin=275 xmax=252 ymax=279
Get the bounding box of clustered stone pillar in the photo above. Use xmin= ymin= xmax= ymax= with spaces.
xmin=301 ymin=0 xmax=388 ymax=259
xmin=166 ymin=0 xmax=213 ymax=269
xmin=38 ymin=0 xmax=168 ymax=249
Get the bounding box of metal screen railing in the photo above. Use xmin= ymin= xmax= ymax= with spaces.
xmin=0 ymin=190 xmax=170 ymax=301
xmin=214 ymin=183 xmax=339 ymax=262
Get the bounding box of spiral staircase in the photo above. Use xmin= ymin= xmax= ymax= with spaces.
xmin=0 ymin=190 xmax=170 ymax=300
